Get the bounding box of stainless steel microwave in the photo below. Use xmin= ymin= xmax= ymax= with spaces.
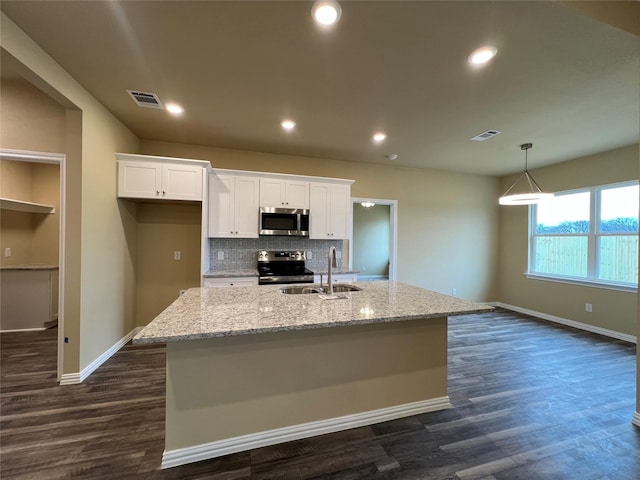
xmin=259 ymin=207 xmax=310 ymax=236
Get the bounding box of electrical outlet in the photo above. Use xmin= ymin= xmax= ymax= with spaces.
xmin=218 ymin=251 xmax=224 ymax=260
xmin=585 ymin=303 xmax=593 ymax=313
xmin=306 ymin=251 xmax=313 ymax=260
xmin=174 ymin=251 xmax=181 ymax=260
xmin=361 ymin=265 xmax=366 ymax=271
xmin=452 ymin=288 xmax=457 ymax=296
xmin=336 ymin=250 xmax=342 ymax=260
xmin=4 ymin=247 xmax=11 ymax=257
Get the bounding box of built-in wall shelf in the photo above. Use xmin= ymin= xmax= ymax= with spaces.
xmin=0 ymin=197 xmax=55 ymax=214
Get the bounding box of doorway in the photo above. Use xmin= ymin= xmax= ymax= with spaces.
xmin=350 ymin=198 xmax=398 ymax=281
xmin=0 ymin=148 xmax=66 ymax=380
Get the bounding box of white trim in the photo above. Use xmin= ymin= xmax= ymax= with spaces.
xmin=161 ymin=396 xmax=451 ymax=469
xmin=0 ymin=327 xmax=46 ymax=333
xmin=350 ymin=197 xmax=398 ymax=281
xmin=632 ymin=412 xmax=640 ymax=427
xmin=59 ymin=327 xmax=143 ymax=385
xmin=491 ymin=302 xmax=636 ymax=344
xmin=57 ymin=152 xmax=66 ymax=381
xmin=115 ymin=152 xmax=211 ymax=170
xmin=210 ymin=166 xmax=353 ymax=185
xmin=524 ymin=273 xmax=637 ymax=293
xmin=0 ymin=148 xmax=65 ymax=164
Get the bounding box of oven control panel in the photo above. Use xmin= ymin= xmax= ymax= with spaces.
xmin=258 ymin=250 xmax=306 ymax=262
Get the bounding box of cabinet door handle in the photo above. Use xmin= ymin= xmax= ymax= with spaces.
xmin=162 ymin=191 xmax=166 ymax=196
xmin=156 ymin=190 xmax=160 ymax=196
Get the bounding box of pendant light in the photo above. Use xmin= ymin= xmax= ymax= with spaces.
xmin=499 ymin=143 xmax=554 ymax=205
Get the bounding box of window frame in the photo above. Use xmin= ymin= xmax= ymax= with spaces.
xmin=527 ymin=180 xmax=638 ymax=292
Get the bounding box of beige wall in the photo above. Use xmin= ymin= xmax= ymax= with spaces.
xmin=135 ymin=203 xmax=202 ymax=327
xmin=353 ymin=203 xmax=390 ymax=276
xmin=0 ymin=77 xmax=64 ymax=267
xmin=0 ymin=77 xmax=66 ymax=152
xmin=0 ymin=160 xmax=60 ymax=266
xmin=0 ymin=160 xmax=33 ymax=265
xmin=141 ymin=140 xmax=500 ymax=302
xmin=1 ymin=13 xmax=140 ymax=374
xmin=498 ymin=144 xmax=639 ymax=336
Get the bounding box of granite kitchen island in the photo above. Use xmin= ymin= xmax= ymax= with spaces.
xmin=134 ymin=281 xmax=492 ymax=469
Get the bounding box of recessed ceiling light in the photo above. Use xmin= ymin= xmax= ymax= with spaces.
xmin=281 ymin=119 xmax=296 ymax=130
xmin=165 ymin=103 xmax=184 ymax=115
xmin=373 ymin=132 xmax=387 ymax=143
xmin=312 ymin=1 xmax=342 ymax=26
xmin=468 ymin=46 xmax=498 ymax=66
xmin=387 ymin=153 xmax=398 ymax=161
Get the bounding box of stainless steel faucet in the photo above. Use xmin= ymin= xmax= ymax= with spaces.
xmin=327 ymin=246 xmax=337 ymax=295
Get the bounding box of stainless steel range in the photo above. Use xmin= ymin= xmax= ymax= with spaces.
xmin=257 ymin=250 xmax=314 ymax=285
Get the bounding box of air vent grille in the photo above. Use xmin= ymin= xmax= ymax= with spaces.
xmin=470 ymin=130 xmax=502 ymax=141
xmin=126 ymin=90 xmax=164 ymax=109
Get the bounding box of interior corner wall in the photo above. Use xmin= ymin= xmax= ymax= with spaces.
xmin=1 ymin=12 xmax=140 ymax=375
xmin=497 ymin=144 xmax=639 ymax=337
xmin=140 ymin=139 xmax=501 ymax=302
xmin=135 ymin=203 xmax=202 ymax=327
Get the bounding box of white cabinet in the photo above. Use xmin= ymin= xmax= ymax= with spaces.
xmin=117 ymin=155 xmax=207 ymax=201
xmin=208 ymin=173 xmax=259 ymax=238
xmin=259 ymin=178 xmax=309 ymax=209
xmin=309 ymin=183 xmax=351 ymax=239
xmin=313 ymin=273 xmax=358 ymax=284
xmin=203 ymin=277 xmax=258 ymax=287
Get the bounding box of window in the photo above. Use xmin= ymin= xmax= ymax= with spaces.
xmin=529 ymin=181 xmax=638 ymax=288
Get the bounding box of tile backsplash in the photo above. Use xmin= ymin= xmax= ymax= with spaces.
xmin=209 ymin=237 xmax=343 ymax=270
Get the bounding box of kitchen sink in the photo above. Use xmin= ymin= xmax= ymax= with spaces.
xmin=279 ymin=284 xmax=362 ymax=295
xmin=331 ymin=284 xmax=362 ymax=293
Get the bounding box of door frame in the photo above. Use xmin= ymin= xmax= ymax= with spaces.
xmin=0 ymin=148 xmax=66 ymax=380
xmin=350 ymin=197 xmax=398 ymax=281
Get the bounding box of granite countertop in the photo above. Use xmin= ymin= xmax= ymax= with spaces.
xmin=312 ymin=268 xmax=360 ymax=275
xmin=203 ymin=269 xmax=259 ymax=278
xmin=0 ymin=264 xmax=59 ymax=270
xmin=133 ymin=281 xmax=493 ymax=344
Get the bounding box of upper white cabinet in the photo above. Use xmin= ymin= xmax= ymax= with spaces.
xmin=259 ymin=178 xmax=309 ymax=209
xmin=309 ymin=182 xmax=351 ymax=239
xmin=208 ymin=172 xmax=260 ymax=238
xmin=116 ymin=153 xmax=209 ymax=201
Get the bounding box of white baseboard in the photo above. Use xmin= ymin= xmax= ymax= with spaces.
xmin=59 ymin=326 xmax=143 ymax=385
xmin=162 ymin=396 xmax=451 ymax=469
xmin=491 ymin=302 xmax=637 ymax=344
xmin=1 ymin=327 xmax=46 ymax=333
xmin=633 ymin=412 xmax=640 ymax=427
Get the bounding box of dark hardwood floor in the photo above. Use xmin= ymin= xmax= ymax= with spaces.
xmin=1 ymin=308 xmax=638 ymax=479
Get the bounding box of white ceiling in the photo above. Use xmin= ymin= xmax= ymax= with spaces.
xmin=1 ymin=1 xmax=638 ymax=176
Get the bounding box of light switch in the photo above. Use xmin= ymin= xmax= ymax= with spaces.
xmin=174 ymin=251 xmax=181 ymax=260
xmin=4 ymin=247 xmax=11 ymax=257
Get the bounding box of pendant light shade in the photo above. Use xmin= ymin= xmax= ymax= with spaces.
xmin=499 ymin=143 xmax=553 ymax=205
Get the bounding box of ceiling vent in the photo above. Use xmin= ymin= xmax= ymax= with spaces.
xmin=470 ymin=129 xmax=502 ymax=142
xmin=126 ymin=90 xmax=164 ymax=109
